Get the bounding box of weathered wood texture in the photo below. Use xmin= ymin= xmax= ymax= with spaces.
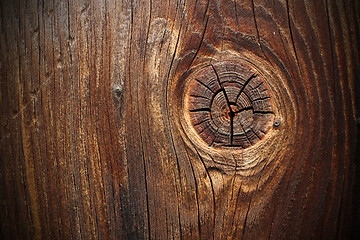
xmin=0 ymin=0 xmax=359 ymax=239
xmin=186 ymin=61 xmax=274 ymax=148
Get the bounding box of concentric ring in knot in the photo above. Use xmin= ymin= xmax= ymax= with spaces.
xmin=186 ymin=61 xmax=274 ymax=149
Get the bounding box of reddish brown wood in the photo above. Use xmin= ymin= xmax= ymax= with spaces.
xmin=186 ymin=61 xmax=273 ymax=149
xmin=0 ymin=0 xmax=359 ymax=239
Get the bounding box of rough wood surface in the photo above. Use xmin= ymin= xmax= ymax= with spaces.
xmin=0 ymin=0 xmax=359 ymax=239
xmin=186 ymin=61 xmax=274 ymax=148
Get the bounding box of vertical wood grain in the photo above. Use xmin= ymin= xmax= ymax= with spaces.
xmin=0 ymin=0 xmax=359 ymax=239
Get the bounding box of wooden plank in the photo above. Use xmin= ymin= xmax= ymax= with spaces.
xmin=0 ymin=0 xmax=359 ymax=239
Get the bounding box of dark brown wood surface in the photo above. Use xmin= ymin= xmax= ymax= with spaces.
xmin=1 ymin=0 xmax=359 ymax=239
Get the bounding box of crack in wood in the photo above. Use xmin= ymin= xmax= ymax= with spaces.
xmin=187 ymin=61 xmax=274 ymax=148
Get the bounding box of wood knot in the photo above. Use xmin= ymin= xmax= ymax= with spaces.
xmin=186 ymin=61 xmax=274 ymax=149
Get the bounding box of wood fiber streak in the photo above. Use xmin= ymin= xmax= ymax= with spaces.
xmin=0 ymin=0 xmax=358 ymax=240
